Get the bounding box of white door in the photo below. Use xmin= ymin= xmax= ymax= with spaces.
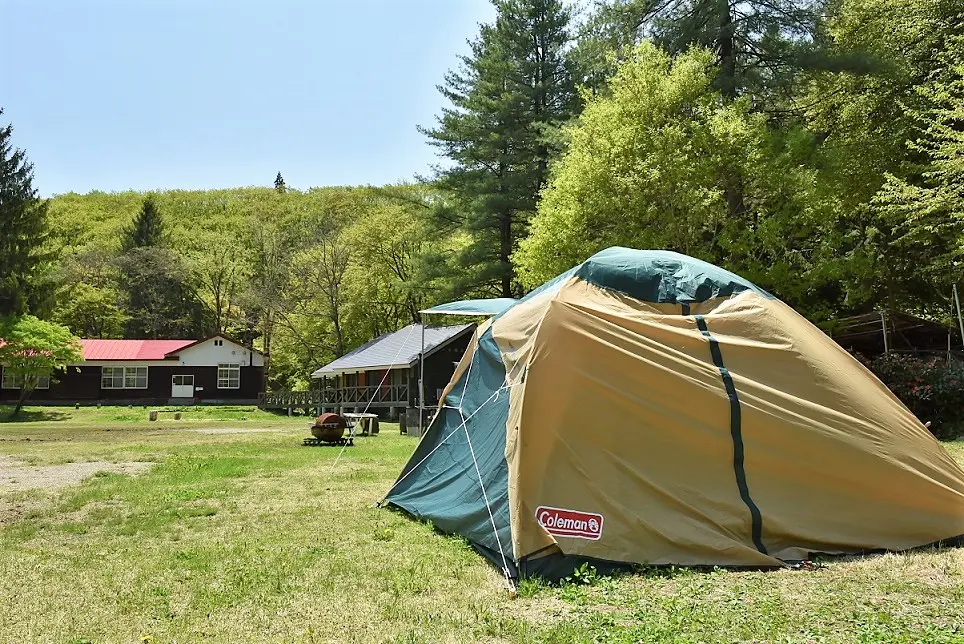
xmin=172 ymin=374 xmax=194 ymax=397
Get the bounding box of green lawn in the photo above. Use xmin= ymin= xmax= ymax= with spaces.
xmin=0 ymin=412 xmax=962 ymax=643
xmin=0 ymin=403 xmax=301 ymax=426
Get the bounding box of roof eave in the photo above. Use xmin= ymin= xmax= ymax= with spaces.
xmin=311 ymin=362 xmax=411 ymax=378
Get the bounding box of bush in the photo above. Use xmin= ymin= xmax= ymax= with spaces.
xmin=859 ymin=353 xmax=964 ymax=440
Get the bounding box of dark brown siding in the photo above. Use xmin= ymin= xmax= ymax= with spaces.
xmin=1 ymin=364 xmax=264 ymax=405
xmin=421 ymin=332 xmax=473 ymax=406
xmin=1 ymin=365 xmax=101 ymax=402
xmin=187 ymin=365 xmax=264 ymax=400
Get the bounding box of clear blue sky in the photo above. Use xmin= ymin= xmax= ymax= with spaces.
xmin=1 ymin=0 xmax=496 ymax=196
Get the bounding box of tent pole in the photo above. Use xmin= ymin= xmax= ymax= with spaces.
xmin=419 ymin=316 xmax=425 ymax=435
xmin=880 ymin=311 xmax=889 ymax=354
xmin=954 ymin=285 xmax=964 ymax=351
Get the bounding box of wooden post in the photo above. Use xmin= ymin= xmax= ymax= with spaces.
xmin=880 ymin=311 xmax=889 ymax=354
xmin=954 ymin=284 xmax=964 ymax=350
xmin=419 ymin=318 xmax=426 ymax=436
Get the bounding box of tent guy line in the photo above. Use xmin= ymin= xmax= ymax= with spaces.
xmin=458 ymin=402 xmax=515 ymax=589
xmin=380 ymin=380 xmax=522 ymax=499
xmin=331 ymin=324 xmax=418 ymax=470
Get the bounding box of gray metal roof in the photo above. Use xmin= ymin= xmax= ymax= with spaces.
xmin=310 ymin=323 xmax=474 ymax=377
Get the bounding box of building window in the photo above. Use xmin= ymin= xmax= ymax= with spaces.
xmin=1 ymin=369 xmax=50 ymax=390
xmin=217 ymin=363 xmax=240 ymax=389
xmin=125 ymin=366 xmax=148 ymax=389
xmin=101 ymin=366 xmax=148 ymax=389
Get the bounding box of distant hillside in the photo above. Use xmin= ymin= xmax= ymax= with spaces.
xmin=47 ymin=186 xmax=363 ymax=253
xmin=44 ymin=184 xmax=448 ymax=389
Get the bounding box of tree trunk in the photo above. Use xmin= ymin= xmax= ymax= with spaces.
xmin=12 ymin=388 xmax=30 ymax=418
xmin=331 ymin=307 xmax=344 ymax=357
xmin=501 ymin=211 xmax=513 ymax=298
xmin=717 ymin=0 xmax=737 ymax=100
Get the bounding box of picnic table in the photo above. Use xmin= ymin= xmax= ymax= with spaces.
xmin=342 ymin=412 xmax=380 ymax=436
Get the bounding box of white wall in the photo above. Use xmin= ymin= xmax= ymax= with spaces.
xmin=173 ymin=337 xmax=264 ymax=367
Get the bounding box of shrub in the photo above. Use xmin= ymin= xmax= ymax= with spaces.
xmin=859 ymin=353 xmax=964 ymax=440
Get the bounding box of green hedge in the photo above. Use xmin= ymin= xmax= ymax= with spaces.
xmin=859 ymin=353 xmax=964 ymax=440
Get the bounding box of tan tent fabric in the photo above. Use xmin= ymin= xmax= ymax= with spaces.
xmin=389 ymin=248 xmax=964 ymax=577
xmin=493 ymin=278 xmax=964 ymax=566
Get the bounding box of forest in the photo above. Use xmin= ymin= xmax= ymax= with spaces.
xmin=2 ymin=0 xmax=963 ymax=392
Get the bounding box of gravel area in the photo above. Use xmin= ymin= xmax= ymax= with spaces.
xmin=0 ymin=455 xmax=152 ymax=492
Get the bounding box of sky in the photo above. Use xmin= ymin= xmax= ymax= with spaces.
xmin=1 ymin=0 xmax=496 ymax=196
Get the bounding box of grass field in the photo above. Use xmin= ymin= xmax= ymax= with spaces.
xmin=0 ymin=409 xmax=962 ymax=643
xmin=0 ymin=404 xmax=301 ymax=426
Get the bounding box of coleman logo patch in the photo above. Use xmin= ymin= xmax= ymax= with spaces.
xmin=535 ymin=506 xmax=604 ymax=540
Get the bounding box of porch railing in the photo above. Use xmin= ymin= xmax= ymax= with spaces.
xmin=259 ymin=385 xmax=411 ymax=409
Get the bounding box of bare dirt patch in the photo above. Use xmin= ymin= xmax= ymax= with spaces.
xmin=513 ymin=596 xmax=575 ymax=626
xmin=0 ymin=455 xmax=152 ymax=492
xmin=0 ymin=498 xmax=42 ymax=526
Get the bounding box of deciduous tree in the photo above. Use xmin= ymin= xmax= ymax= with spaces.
xmin=0 ymin=315 xmax=82 ymax=417
xmin=515 ymin=44 xmax=837 ymax=316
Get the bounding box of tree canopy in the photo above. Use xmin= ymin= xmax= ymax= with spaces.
xmin=0 ymin=315 xmax=82 ymax=416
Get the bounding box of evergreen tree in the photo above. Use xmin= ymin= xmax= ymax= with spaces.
xmin=576 ymin=0 xmax=828 ymax=103
xmin=274 ymin=172 xmax=286 ymax=193
xmin=116 ymin=195 xmax=208 ymax=337
xmin=118 ymin=248 xmax=210 ymax=338
xmin=122 ymin=195 xmax=165 ymax=251
xmin=421 ymin=0 xmax=578 ymax=297
xmin=0 ymin=108 xmax=52 ymax=316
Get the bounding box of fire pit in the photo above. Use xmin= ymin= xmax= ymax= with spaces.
xmin=303 ymin=413 xmax=353 ymax=447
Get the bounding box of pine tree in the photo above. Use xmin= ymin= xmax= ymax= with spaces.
xmin=576 ymin=0 xmax=826 ymax=102
xmin=422 ymin=0 xmax=578 ymax=297
xmin=122 ymin=195 xmax=165 ymax=251
xmin=0 ymin=108 xmax=52 ymax=316
xmin=274 ymin=172 xmax=286 ymax=193
xmin=116 ymin=196 xmax=208 ymax=337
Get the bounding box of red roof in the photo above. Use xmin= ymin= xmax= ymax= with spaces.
xmin=79 ymin=339 xmax=196 ymax=361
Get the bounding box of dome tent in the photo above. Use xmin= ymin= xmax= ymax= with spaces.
xmin=382 ymin=248 xmax=964 ymax=580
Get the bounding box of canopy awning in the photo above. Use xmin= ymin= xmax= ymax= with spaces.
xmin=420 ymin=298 xmax=518 ymax=317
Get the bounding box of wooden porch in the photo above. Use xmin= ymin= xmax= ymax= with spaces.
xmin=259 ymin=384 xmax=412 ymax=410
